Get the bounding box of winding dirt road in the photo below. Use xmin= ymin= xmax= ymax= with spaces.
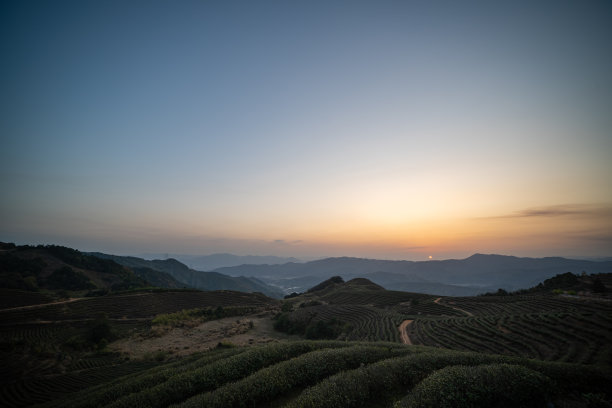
xmin=398 ymin=319 xmax=413 ymax=345
xmin=0 ymin=297 xmax=86 ymax=312
xmin=434 ymin=297 xmax=473 ymax=316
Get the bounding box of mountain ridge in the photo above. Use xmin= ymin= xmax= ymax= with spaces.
xmin=215 ymin=253 xmax=612 ymax=296
xmin=140 ymin=253 xmax=302 ymax=271
xmin=89 ymin=252 xmax=284 ymax=298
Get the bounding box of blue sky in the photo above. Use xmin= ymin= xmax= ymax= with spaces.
xmin=2 ymin=1 xmax=611 ymax=259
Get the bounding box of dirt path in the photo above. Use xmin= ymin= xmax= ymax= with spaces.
xmin=398 ymin=320 xmax=413 ymax=345
xmin=0 ymin=292 xmax=157 ymax=313
xmin=434 ymin=297 xmax=473 ymax=316
xmin=0 ymin=297 xmax=86 ymax=312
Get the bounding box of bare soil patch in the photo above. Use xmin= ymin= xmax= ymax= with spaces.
xmin=109 ymin=312 xmax=299 ymax=358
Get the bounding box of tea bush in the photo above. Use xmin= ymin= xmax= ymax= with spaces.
xmin=287 ymin=349 xmax=612 ymax=408
xmin=177 ymin=344 xmax=410 ymax=408
xmin=104 ymin=341 xmax=350 ymax=408
xmin=52 ymin=348 xmax=244 ymax=408
xmin=395 ymin=363 xmax=552 ymax=408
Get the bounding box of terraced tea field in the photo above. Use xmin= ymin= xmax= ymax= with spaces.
xmin=0 ymin=290 xmax=276 ymax=324
xmin=279 ymin=279 xmax=612 ymax=366
xmin=15 ymin=341 xmax=612 ymax=408
xmin=1 ymin=359 xmax=160 ymax=408
xmin=0 ymin=289 xmax=281 ymax=406
xmin=408 ymin=310 xmax=612 ymax=364
xmin=2 ymin=276 xmax=611 ymax=407
xmin=0 ymin=289 xmax=54 ymax=309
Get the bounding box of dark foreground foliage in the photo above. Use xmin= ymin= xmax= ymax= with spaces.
xmin=395 ymin=363 xmax=551 ymax=408
xmin=17 ymin=341 xmax=611 ymax=408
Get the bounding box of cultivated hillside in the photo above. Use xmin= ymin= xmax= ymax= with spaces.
xmin=27 ymin=341 xmax=612 ymax=408
xmin=0 ymin=288 xmax=280 ymax=404
xmin=1 ymin=247 xmax=610 ymax=407
xmin=275 ymin=275 xmax=612 ymax=364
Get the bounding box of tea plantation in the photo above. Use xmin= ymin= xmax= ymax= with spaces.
xmin=1 ymin=259 xmax=610 ymax=407
xmin=17 ymin=341 xmax=612 ymax=408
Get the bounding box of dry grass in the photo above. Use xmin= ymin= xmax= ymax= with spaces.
xmin=110 ymin=312 xmax=299 ymax=358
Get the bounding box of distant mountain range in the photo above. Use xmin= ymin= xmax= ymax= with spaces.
xmin=89 ymin=253 xmax=284 ymax=298
xmin=3 ymin=242 xmax=611 ymax=298
xmin=0 ymin=243 xmax=285 ymax=299
xmin=162 ymin=253 xmax=302 ymax=272
xmin=214 ymin=254 xmax=612 ymax=296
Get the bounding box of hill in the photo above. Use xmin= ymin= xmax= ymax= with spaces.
xmin=215 ymin=254 xmax=612 ymax=296
xmin=0 ymin=288 xmax=281 ymax=407
xmin=0 ymin=244 xmax=171 ymax=298
xmin=483 ymin=270 xmax=612 ymax=297
xmin=166 ymin=253 xmax=301 ymax=271
xmin=274 ymin=275 xmax=612 ymax=362
xmin=90 ymin=252 xmax=284 ymax=299
xmin=1 ymin=249 xmax=610 ymax=407
xmin=14 ymin=341 xmax=611 ymax=408
xmin=0 ymin=242 xmax=284 ymax=302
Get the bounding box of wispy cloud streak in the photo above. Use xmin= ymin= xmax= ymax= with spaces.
xmin=482 ymin=204 xmax=612 ymax=220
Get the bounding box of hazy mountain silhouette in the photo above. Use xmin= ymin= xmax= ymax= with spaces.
xmin=215 ymin=254 xmax=612 ymax=296
xmin=174 ymin=253 xmax=301 ymax=271
xmin=90 ymin=253 xmax=284 ymax=298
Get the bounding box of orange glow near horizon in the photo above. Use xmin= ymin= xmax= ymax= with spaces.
xmin=198 ymin=203 xmax=612 ymax=259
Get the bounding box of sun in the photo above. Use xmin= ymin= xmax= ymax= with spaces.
xmin=428 ymin=255 xmax=433 ymax=260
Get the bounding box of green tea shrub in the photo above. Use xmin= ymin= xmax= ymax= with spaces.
xmin=287 ymin=350 xmax=519 ymax=408
xmin=519 ymin=359 xmax=612 ymax=396
xmin=55 ymin=348 xmax=245 ymax=408
xmin=176 ymin=345 xmax=410 ymax=408
xmin=105 ymin=341 xmax=350 ymax=408
xmin=395 ymin=363 xmax=552 ymax=408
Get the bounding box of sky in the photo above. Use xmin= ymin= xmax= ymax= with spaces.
xmin=1 ymin=0 xmax=611 ymax=260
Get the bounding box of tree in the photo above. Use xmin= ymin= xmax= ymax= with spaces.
xmin=592 ymin=277 xmax=606 ymax=293
xmin=89 ymin=313 xmax=113 ymax=344
xmin=47 ymin=266 xmax=94 ymax=290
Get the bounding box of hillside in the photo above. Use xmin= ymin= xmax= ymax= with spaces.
xmin=90 ymin=252 xmax=284 ymax=299
xmin=0 ymin=244 xmax=170 ymax=298
xmin=216 ymin=254 xmax=612 ymax=296
xmin=0 ymin=256 xmax=610 ymax=407
xmin=1 ymin=269 xmax=610 ymax=408
xmin=274 ymin=275 xmax=612 ymax=363
xmin=0 ymin=289 xmax=280 ymax=398
xmin=19 ymin=342 xmax=612 ymax=408
xmin=169 ymin=253 xmax=301 ymax=271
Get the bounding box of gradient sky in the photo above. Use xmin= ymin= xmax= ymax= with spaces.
xmin=1 ymin=0 xmax=611 ymax=260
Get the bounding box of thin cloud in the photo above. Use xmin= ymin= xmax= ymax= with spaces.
xmin=272 ymin=239 xmax=303 ymax=245
xmin=567 ymin=231 xmax=612 ymax=243
xmin=482 ymin=204 xmax=612 ymax=220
